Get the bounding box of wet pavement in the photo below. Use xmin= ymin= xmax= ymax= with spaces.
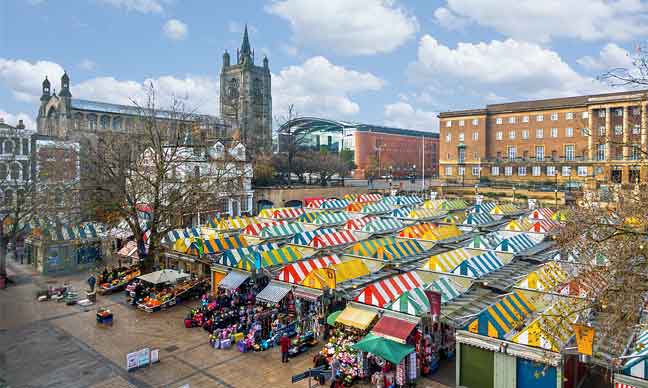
xmin=0 ymin=262 xmax=453 ymax=388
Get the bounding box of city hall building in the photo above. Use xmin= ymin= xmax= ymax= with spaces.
xmin=439 ymin=90 xmax=648 ymax=188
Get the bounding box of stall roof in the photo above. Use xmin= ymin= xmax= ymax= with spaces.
xmin=343 ymin=215 xmax=377 ymax=231
xmin=495 ymin=233 xmax=538 ymax=254
xmin=309 ymin=230 xmax=357 ymax=249
xmin=515 ymin=262 xmax=568 ymax=292
xmin=312 ymin=211 xmax=349 ymax=226
xmin=451 ymin=251 xmax=504 ymax=278
xmin=464 ymin=291 xmax=536 ymax=339
xmin=399 ymin=223 xmax=435 ymax=238
xmin=290 ymin=228 xmax=337 ymax=245
xmin=371 ymin=316 xmax=417 ymax=343
xmin=352 ymin=333 xmax=415 ymax=364
xmin=421 ymin=247 xmax=475 ymax=272
xmin=442 ymin=288 xmax=502 ymax=328
xmin=218 ymin=271 xmax=250 ymax=290
xmin=301 ymin=259 xmax=371 ymax=289
xmin=336 ymin=305 xmax=377 ymax=329
xmin=373 ymin=240 xmax=426 ymax=261
xmin=421 ymin=225 xmax=462 ymax=241
xmin=276 ymin=254 xmax=341 ymax=284
xmin=256 ymin=282 xmax=291 ymax=304
xmin=137 ymin=269 xmax=188 ymax=285
xmin=354 ymin=271 xmax=424 ymax=308
xmin=348 ymin=236 xmax=397 ymax=256
xmin=361 ymin=218 xmax=403 ymax=233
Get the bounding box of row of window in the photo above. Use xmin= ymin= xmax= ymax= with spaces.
xmin=445 ymin=165 xmax=589 ymax=177
xmin=445 ymin=107 xmax=643 ymax=128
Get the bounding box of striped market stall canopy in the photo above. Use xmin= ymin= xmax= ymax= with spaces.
xmin=207 ymin=216 xmax=256 ymax=231
xmin=440 ymin=199 xmax=468 ymax=211
xmin=258 ymin=207 xmax=305 ymax=220
xmin=243 ymin=220 xmax=287 ymax=236
xmin=188 ymin=235 xmax=248 ymax=256
xmin=490 ymin=203 xmax=520 ymax=215
xmin=623 ymin=329 xmax=648 ymax=378
xmin=389 ymin=207 xmax=414 ymax=219
xmin=312 ymin=211 xmax=349 ymax=226
xmin=301 ymin=259 xmax=371 ymax=289
xmin=385 ymin=276 xmax=464 ymax=315
xmin=511 ymin=297 xmax=584 ymax=351
xmin=496 ymin=233 xmax=537 ymax=253
xmin=529 ymin=219 xmax=561 ymax=233
xmin=321 ymin=199 xmax=350 ymax=210
xmin=380 ymin=195 xmax=422 ymax=207
xmin=503 ymin=218 xmax=534 ymax=232
xmin=529 ymin=208 xmax=555 ymax=220
xmin=259 ymin=222 xmax=306 ymax=240
xmin=237 ymin=246 xmax=303 ymax=271
xmin=309 ymin=230 xmax=358 ymax=249
xmin=516 ymin=262 xmax=568 ymax=291
xmin=463 ymin=213 xmax=496 ymax=226
xmin=421 ymin=248 xmax=475 ymax=272
xmin=344 ymin=216 xmax=378 ymax=231
xmin=348 ymin=236 xmax=397 ymax=256
xmin=551 ymin=210 xmax=569 ymax=222
xmin=354 ymin=271 xmax=424 ymax=308
xmin=297 ymin=211 xmax=321 ymax=223
xmin=356 ymin=193 xmax=383 ymax=203
xmin=361 ymin=218 xmax=404 ymax=234
xmin=166 ymin=227 xmax=201 ymax=243
xmin=466 ymin=234 xmax=502 ymax=250
xmin=360 ymin=201 xmax=394 ymax=215
xmin=306 ymin=199 xmax=325 ymax=209
xmin=373 ymin=239 xmax=425 ymax=261
xmin=421 ymin=225 xmax=462 ymax=241
xmin=399 ymin=223 xmax=435 ymax=238
xmin=290 ymin=228 xmax=337 ymax=245
xmin=472 ymin=202 xmax=496 ymax=214
xmin=451 ymin=251 xmax=504 ymax=278
xmin=442 ymin=213 xmax=466 ymax=224
xmin=408 ymin=208 xmax=446 ymax=220
xmin=557 ymin=269 xmax=607 ymax=298
xmin=35 ymin=222 xmax=103 ymax=241
xmin=346 ymin=202 xmax=365 ymax=212
xmin=216 ymin=243 xmax=279 ymax=267
xmin=275 ymin=254 xmax=341 ymax=284
xmin=465 ymin=291 xmax=536 ymax=339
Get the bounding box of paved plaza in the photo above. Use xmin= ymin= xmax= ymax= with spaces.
xmin=0 ymin=262 xmax=452 ymax=388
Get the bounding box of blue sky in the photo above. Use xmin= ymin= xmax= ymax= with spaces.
xmin=1 ymin=0 xmax=646 ymax=131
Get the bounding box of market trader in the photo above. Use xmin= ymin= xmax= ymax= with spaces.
xmin=280 ymin=333 xmax=291 ymax=363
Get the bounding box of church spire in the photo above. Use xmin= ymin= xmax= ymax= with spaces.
xmin=240 ymin=24 xmax=251 ymax=56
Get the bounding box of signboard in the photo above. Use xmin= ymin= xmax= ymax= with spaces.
xmin=127 ymin=347 xmax=153 ymax=372
xmin=528 ymin=199 xmax=537 ymax=210
xmin=573 ymin=324 xmax=595 ymax=356
xmin=126 ymin=352 xmax=139 ymax=371
xmin=475 ymin=195 xmax=484 ymax=205
xmin=150 ymin=349 xmax=159 ymax=364
xmin=425 ymin=290 xmax=442 ymax=320
xmin=430 ymin=192 xmax=437 ymax=200
xmin=137 ymin=348 xmax=150 ymax=367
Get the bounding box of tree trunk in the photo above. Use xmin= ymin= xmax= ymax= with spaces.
xmin=0 ymin=236 xmax=8 ymax=284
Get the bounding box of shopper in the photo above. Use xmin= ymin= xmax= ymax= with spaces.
xmin=87 ymin=273 xmax=96 ymax=292
xmin=330 ymin=356 xmax=340 ymax=388
xmin=280 ymin=333 xmax=291 ymax=363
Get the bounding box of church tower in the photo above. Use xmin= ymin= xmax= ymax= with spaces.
xmin=220 ymin=25 xmax=272 ymax=155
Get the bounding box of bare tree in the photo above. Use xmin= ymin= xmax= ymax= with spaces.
xmin=274 ymin=104 xmax=309 ymax=185
xmin=84 ymin=85 xmax=248 ymax=272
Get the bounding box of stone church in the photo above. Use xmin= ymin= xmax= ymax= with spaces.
xmin=36 ymin=27 xmax=272 ymax=154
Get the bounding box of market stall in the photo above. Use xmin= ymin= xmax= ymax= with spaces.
xmin=97 ymin=265 xmax=141 ymax=295
xmin=130 ymin=269 xmax=207 ymax=312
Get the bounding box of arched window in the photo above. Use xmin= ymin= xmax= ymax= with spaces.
xmin=0 ymin=163 xmax=7 ymax=179
xmin=253 ymin=78 xmax=262 ymax=99
xmin=228 ymin=78 xmax=239 ymax=99
xmin=100 ymin=115 xmax=110 ymax=130
xmin=4 ymin=189 xmax=13 ymax=206
xmin=87 ymin=114 xmax=98 ymax=131
xmin=112 ymin=116 xmax=123 ymax=130
xmin=3 ymin=140 xmax=14 ymax=155
xmin=10 ymin=162 xmax=21 ymax=180
xmin=74 ymin=112 xmax=84 ymax=130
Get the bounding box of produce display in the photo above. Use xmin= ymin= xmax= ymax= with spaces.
xmin=98 ymin=266 xmax=140 ymax=294
xmin=137 ymin=278 xmax=207 ymax=312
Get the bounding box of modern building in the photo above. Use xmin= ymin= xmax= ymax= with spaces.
xmin=439 ymin=90 xmax=648 ymax=188
xmin=277 ymin=117 xmax=439 ymax=179
xmin=220 ymin=25 xmax=272 ymax=154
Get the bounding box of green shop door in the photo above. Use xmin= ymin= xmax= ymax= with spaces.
xmin=460 ymin=344 xmax=494 ymax=388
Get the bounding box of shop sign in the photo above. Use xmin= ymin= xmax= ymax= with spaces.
xmin=573 ymin=324 xmax=595 ymax=356
xmin=126 ymin=352 xmax=139 ymax=371
xmin=475 ymin=195 xmax=483 ymax=205
xmin=430 ymin=192 xmax=437 ymax=200
xmin=127 ymin=347 xmax=158 ymax=371
xmin=528 ymin=199 xmax=537 ymax=210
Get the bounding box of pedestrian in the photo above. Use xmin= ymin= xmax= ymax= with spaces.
xmin=87 ymin=273 xmax=96 ymax=292
xmin=279 ymin=333 xmax=291 ymax=363
xmin=330 ymin=356 xmax=340 ymax=388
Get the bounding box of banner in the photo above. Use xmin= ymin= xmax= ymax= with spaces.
xmin=573 ymin=324 xmax=595 ymax=356
xmin=430 ymin=192 xmax=437 ymax=200
xmin=528 ymin=199 xmax=537 ymax=210
xmin=425 ymin=290 xmax=441 ymax=320
xmin=323 ymin=268 xmax=336 ymax=290
xmin=126 ymin=352 xmax=139 ymax=371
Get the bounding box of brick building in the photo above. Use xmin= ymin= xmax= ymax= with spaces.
xmin=439 ymin=90 xmax=648 ymax=188
xmin=277 ymin=117 xmax=439 ymax=179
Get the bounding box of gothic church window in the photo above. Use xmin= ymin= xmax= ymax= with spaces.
xmin=74 ymin=113 xmax=84 ymax=130
xmin=87 ymin=114 xmax=98 ymax=131
xmin=10 ymin=162 xmax=20 ymax=180
xmin=253 ymin=79 xmax=262 ymax=102
xmin=228 ymin=78 xmax=239 ymax=99
xmin=112 ymin=116 xmax=123 ymax=130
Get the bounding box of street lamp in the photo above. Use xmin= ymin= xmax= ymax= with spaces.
xmin=474 ymin=184 xmax=479 ymax=194
xmin=512 ymin=185 xmax=516 ymax=203
xmin=554 ymin=189 xmax=558 ymax=208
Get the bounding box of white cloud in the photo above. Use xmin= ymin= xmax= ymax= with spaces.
xmin=409 ymin=36 xmax=612 ymax=100
xmin=577 ymin=43 xmax=634 ymax=71
xmin=98 ymin=0 xmax=164 ymax=14
xmin=433 ymin=7 xmax=468 ymax=31
xmin=0 ymin=58 xmax=64 ymax=102
xmin=272 ymin=56 xmax=385 ymax=118
xmin=383 ymin=102 xmax=438 ymax=132
xmin=434 ymin=0 xmax=648 ymax=43
xmin=78 ymin=59 xmax=97 ymax=71
xmin=0 ymin=110 xmax=36 ymax=130
xmin=163 ymin=19 xmax=188 ymax=41
xmin=266 ymin=0 xmax=418 ymax=55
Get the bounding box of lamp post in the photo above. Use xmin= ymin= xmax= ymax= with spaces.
xmin=554 ymin=189 xmax=558 ymax=208
xmin=512 ymin=185 xmax=516 ymax=203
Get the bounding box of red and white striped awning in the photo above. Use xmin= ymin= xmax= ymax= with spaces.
xmin=354 ymin=272 xmax=424 ymax=308
xmin=344 ymin=216 xmax=378 ymax=231
xmin=357 ymin=193 xmax=383 ymax=203
xmin=243 ymin=220 xmax=287 ymax=236
xmin=309 ymin=230 xmax=357 ymax=249
xmin=615 ymin=383 xmax=636 ymax=388
xmin=275 ymin=254 xmax=341 ymax=284
xmin=271 ymin=207 xmax=305 ymax=219
xmin=529 ymin=208 xmax=554 ymax=220
xmin=306 ymin=199 xmax=325 ymax=209
xmin=529 ymin=219 xmax=560 ymax=233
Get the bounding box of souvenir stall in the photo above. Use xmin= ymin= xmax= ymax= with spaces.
xmin=319 ymin=305 xmax=378 ymax=386
xmin=115 ymin=240 xmax=141 ymax=266
xmin=128 ymin=269 xmax=208 ymax=312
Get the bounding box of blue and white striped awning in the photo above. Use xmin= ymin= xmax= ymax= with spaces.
xmin=360 ymin=201 xmax=393 ymax=215
xmin=472 ymin=202 xmax=496 ymax=213
xmin=624 ymin=330 xmax=648 ymax=373
xmin=451 ymin=251 xmax=503 ymax=278
xmin=290 ymin=228 xmax=337 ymax=245
xmin=467 ymin=234 xmax=502 ymax=250
xmin=389 ymin=207 xmax=413 ymax=218
xmin=427 ymin=276 xmax=462 ymax=303
xmin=166 ymin=227 xmax=200 ymax=243
xmin=496 ymin=233 xmax=537 ymax=253
xmin=312 ymin=211 xmax=349 ymax=226
xmin=216 ymin=243 xmax=279 ymax=267
xmin=362 ymin=218 xmax=404 ymax=233
xmin=380 ymin=196 xmax=422 ymax=207
xmin=321 ymin=199 xmax=350 ymax=210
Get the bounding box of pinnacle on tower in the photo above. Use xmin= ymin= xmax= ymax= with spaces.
xmin=240 ymin=24 xmax=251 ymax=56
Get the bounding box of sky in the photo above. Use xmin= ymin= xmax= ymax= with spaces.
xmin=0 ymin=0 xmax=646 ymax=132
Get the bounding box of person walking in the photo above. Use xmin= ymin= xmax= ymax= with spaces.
xmin=280 ymin=333 xmax=291 ymax=363
xmin=330 ymin=356 xmax=340 ymax=388
xmin=87 ymin=273 xmax=96 ymax=292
